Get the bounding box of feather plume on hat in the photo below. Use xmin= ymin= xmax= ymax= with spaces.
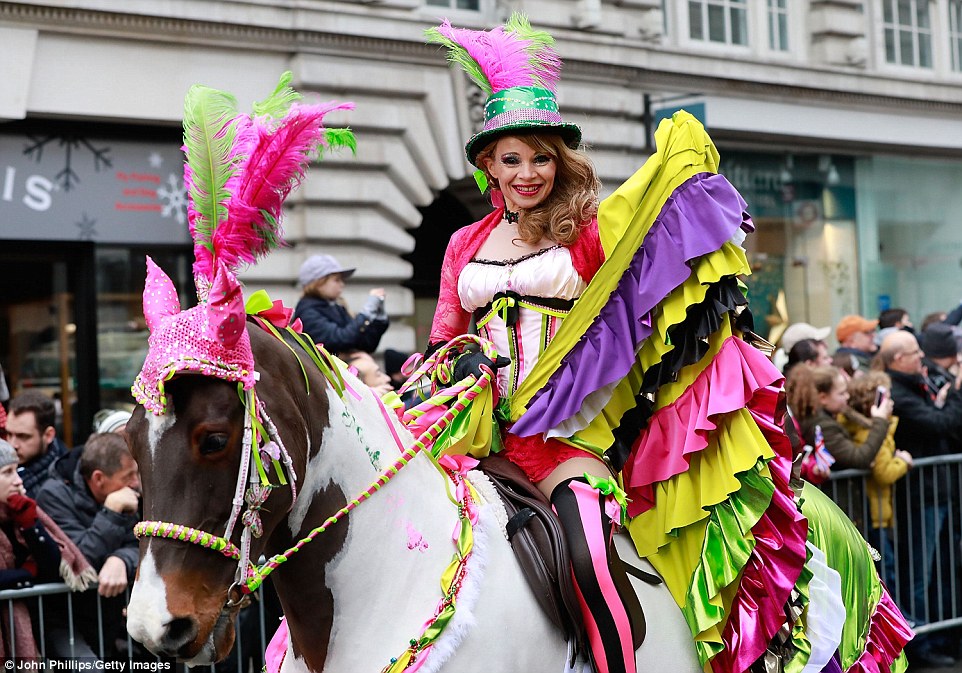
xmin=426 ymin=14 xmax=561 ymax=95
xmin=184 ymin=72 xmax=357 ymax=298
xmin=426 ymin=14 xmax=580 ymax=164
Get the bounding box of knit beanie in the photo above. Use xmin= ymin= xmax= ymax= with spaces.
xmin=0 ymin=439 xmax=17 ymax=470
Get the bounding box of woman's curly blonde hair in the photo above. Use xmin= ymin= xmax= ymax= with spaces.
xmin=475 ymin=133 xmax=600 ymax=246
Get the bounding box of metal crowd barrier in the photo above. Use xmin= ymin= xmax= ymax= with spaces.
xmin=0 ymin=583 xmax=275 ymax=672
xmin=824 ymin=453 xmax=962 ymax=636
xmin=3 ymin=459 xmax=959 ymax=662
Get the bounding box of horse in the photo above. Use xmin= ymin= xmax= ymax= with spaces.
xmin=124 ymin=320 xmax=702 ymax=673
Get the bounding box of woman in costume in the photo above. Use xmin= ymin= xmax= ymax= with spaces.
xmin=426 ymin=14 xmax=912 ymax=673
xmin=426 ymin=17 xmax=638 ymax=673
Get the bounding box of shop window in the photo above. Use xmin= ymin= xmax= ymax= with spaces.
xmin=688 ymin=0 xmax=749 ymax=46
xmin=425 ymin=0 xmax=479 ymax=9
xmin=951 ymin=0 xmax=962 ymax=71
xmin=882 ymin=0 xmax=933 ymax=68
xmin=767 ymin=0 xmax=789 ymax=51
xmin=719 ymin=151 xmax=856 ymax=340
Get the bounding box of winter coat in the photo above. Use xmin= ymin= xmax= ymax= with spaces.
xmin=885 ymin=368 xmax=962 ymax=504
xmin=839 ymin=415 xmax=908 ymax=529
xmin=799 ymin=407 xmax=889 ymax=471
xmin=293 ymin=296 xmax=388 ymax=354
xmin=36 ymin=447 xmax=139 ymax=579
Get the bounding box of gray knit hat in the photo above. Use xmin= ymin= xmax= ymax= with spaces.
xmin=298 ymin=255 xmax=355 ymax=288
xmin=0 ymin=439 xmax=17 ymax=470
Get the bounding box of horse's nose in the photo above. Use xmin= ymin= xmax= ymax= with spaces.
xmin=161 ymin=616 xmax=198 ymax=656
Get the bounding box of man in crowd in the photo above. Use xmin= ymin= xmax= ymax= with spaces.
xmin=38 ymin=432 xmax=141 ymax=657
xmin=342 ymin=350 xmax=394 ymax=397
xmin=880 ymin=330 xmax=961 ymax=667
xmin=834 ymin=314 xmax=879 ymax=374
xmin=919 ymin=322 xmax=961 ymax=401
xmin=6 ymin=391 xmax=68 ymax=497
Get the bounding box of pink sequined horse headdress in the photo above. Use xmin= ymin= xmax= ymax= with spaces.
xmin=133 ymin=73 xmax=356 ymax=414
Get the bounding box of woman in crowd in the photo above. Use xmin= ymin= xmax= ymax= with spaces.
xmin=293 ymin=253 xmax=389 ymax=353
xmin=783 ymin=337 xmax=832 ymax=376
xmin=0 ymin=438 xmax=95 ymax=658
xmin=787 ymin=364 xmax=894 ymax=470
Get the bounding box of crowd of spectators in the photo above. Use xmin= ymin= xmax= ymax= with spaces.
xmin=779 ymin=304 xmax=962 ymax=668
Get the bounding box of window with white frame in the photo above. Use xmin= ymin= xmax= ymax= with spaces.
xmin=951 ymin=0 xmax=962 ymax=71
xmin=767 ymin=0 xmax=789 ymax=51
xmin=426 ymin=0 xmax=479 ymax=9
xmin=688 ymin=0 xmax=748 ymax=46
xmin=882 ymin=0 xmax=933 ymax=67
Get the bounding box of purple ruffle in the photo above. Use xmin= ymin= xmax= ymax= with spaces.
xmin=511 ymin=172 xmax=752 ymax=437
xmin=822 ymin=652 xmax=843 ymax=673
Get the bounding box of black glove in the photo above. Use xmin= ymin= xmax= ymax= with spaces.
xmin=453 ymin=351 xmax=511 ymax=381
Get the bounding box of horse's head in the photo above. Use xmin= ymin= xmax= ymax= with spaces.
xmin=125 ymin=260 xmax=315 ymax=663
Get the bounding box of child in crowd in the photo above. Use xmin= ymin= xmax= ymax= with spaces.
xmin=839 ymin=371 xmax=912 ymax=591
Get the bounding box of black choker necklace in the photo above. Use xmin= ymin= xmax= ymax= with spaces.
xmin=504 ymin=209 xmax=520 ymax=224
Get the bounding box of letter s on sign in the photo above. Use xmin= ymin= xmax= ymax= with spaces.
xmin=23 ymin=174 xmax=53 ymax=212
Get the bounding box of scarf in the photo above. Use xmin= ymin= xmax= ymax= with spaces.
xmin=0 ymin=507 xmax=97 ymax=659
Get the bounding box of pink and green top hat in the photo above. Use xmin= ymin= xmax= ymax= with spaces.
xmin=427 ymin=14 xmax=582 ymax=166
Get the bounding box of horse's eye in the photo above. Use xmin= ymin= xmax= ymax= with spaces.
xmin=200 ymin=434 xmax=229 ymax=456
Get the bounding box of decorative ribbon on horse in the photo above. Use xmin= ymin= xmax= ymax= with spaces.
xmin=245 ymin=289 xmax=304 ymax=333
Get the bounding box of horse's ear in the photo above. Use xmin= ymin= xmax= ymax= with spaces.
xmin=143 ymin=256 xmax=182 ymax=332
xmin=207 ymin=262 xmax=246 ymax=348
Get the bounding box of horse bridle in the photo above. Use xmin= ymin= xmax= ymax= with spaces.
xmin=135 ymin=384 xmax=299 ymax=605
xmin=134 ymin=334 xmax=498 ymax=607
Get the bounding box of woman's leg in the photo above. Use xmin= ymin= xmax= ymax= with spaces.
xmin=539 ymin=457 xmax=637 ymax=673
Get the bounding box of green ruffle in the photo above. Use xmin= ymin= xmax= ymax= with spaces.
xmin=800 ymin=484 xmax=882 ymax=669
xmin=642 ymin=458 xmax=774 ymax=667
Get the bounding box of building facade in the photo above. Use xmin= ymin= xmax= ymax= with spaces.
xmin=2 ymin=0 xmax=962 ymax=440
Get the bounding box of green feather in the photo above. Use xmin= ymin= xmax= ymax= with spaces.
xmin=320 ymin=128 xmax=357 ymax=158
xmin=425 ymin=27 xmax=492 ymax=96
xmin=183 ymin=85 xmax=239 ymax=248
xmin=505 ymin=13 xmax=555 ymax=55
xmin=252 ymin=71 xmax=302 ymax=120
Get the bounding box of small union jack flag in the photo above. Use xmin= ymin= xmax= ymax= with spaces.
xmin=813 ymin=424 xmax=835 ymax=471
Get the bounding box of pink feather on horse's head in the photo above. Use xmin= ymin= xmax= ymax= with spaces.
xmin=143 ymin=256 xmax=182 ymax=332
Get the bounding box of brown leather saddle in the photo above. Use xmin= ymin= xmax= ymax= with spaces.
xmin=476 ymin=454 xmax=658 ymax=657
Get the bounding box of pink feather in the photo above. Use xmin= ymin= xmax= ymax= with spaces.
xmin=190 ymin=102 xmax=353 ymax=280
xmin=434 ymin=20 xmax=560 ymax=93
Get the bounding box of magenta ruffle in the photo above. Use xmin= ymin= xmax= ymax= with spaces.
xmin=714 ymin=358 xmax=807 ymax=672
xmin=715 ymin=433 xmax=808 ymax=671
xmin=622 ymin=336 xmax=785 ymax=517
xmin=511 ymin=172 xmax=753 ymax=437
xmin=846 ymin=586 xmax=914 ymax=673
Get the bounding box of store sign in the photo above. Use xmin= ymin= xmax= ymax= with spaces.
xmin=0 ymin=133 xmax=189 ymax=244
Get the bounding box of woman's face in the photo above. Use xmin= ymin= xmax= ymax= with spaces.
xmin=815 ymin=342 xmax=832 ymax=367
xmin=315 ymin=274 xmax=345 ymax=301
xmin=483 ymin=136 xmax=557 ymax=212
xmin=0 ymin=464 xmax=23 ymax=504
xmin=819 ymin=375 xmax=850 ymax=414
